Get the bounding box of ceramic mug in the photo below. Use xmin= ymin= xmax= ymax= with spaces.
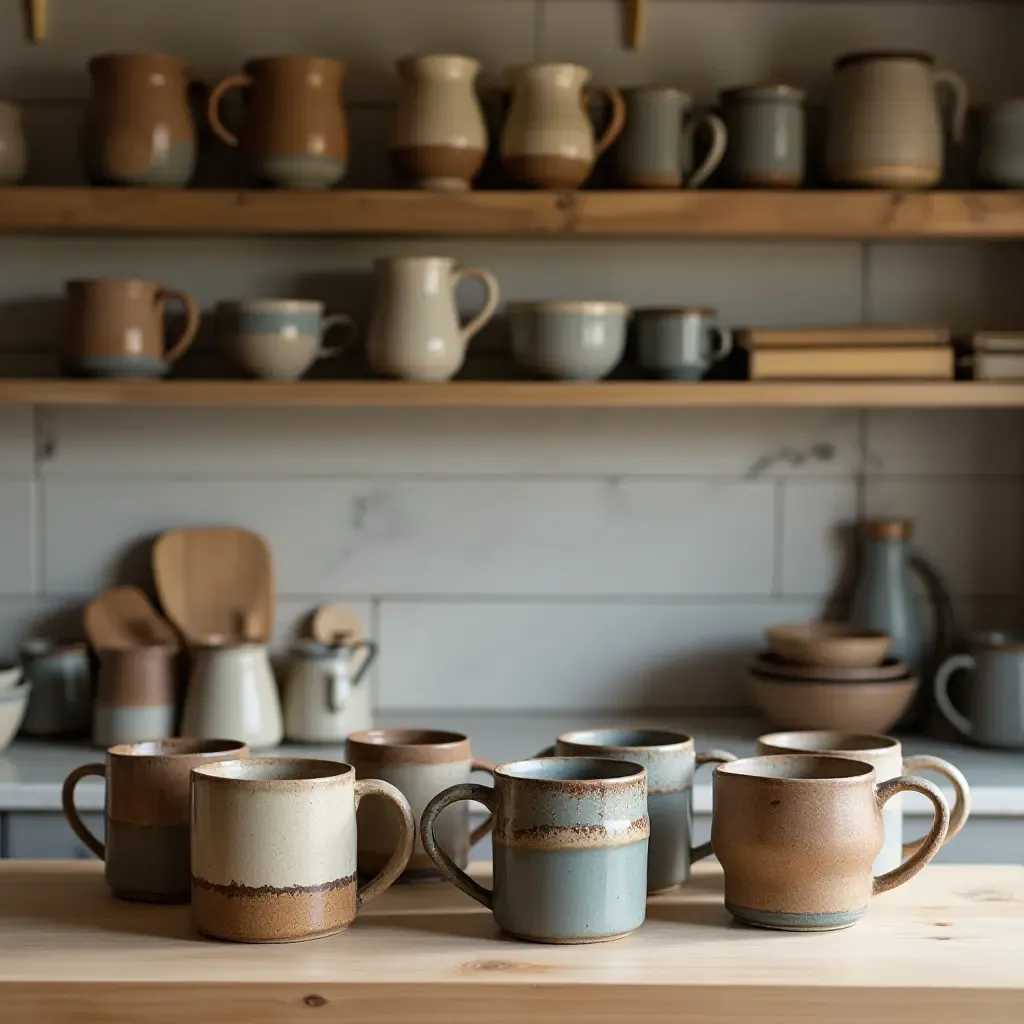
xmin=422 ymin=757 xmax=649 ymax=943
xmin=0 ymin=100 xmax=27 ymax=184
xmin=190 ymin=758 xmax=414 ymax=942
xmin=93 ymin=646 xmax=178 ymax=748
xmin=347 ymin=729 xmax=495 ymax=882
xmin=537 ymin=729 xmax=735 ymax=893
xmin=634 ymin=307 xmax=732 ymax=381
xmin=65 ymin=278 xmax=200 ymax=378
xmin=62 ymin=738 xmax=248 ymax=903
xmin=756 ymin=731 xmax=970 ymax=873
xmin=20 ymin=639 xmax=92 ymax=738
xmin=719 ymin=84 xmax=805 ymax=187
xmin=976 ymin=100 xmax=1024 ymax=188
xmin=218 ymin=300 xmax=356 ymax=381
xmin=712 ymin=754 xmax=949 ymax=931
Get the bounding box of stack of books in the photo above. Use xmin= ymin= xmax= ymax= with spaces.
xmin=964 ymin=332 xmax=1024 ymax=380
xmin=737 ymin=326 xmax=954 ymax=380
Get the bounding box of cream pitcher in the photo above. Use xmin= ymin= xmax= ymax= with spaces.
xmin=826 ymin=51 xmax=967 ymax=188
xmin=367 ymin=256 xmax=500 ymax=381
xmin=501 ymin=62 xmax=625 ymax=189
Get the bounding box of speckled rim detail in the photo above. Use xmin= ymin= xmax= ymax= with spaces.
xmin=110 ymin=738 xmax=247 ymax=759
xmin=556 ymin=728 xmax=694 ymax=753
xmin=757 ymin=731 xmax=898 ymax=757
xmin=497 ymin=757 xmax=646 ymax=784
xmin=717 ymin=754 xmax=875 ymax=782
xmin=346 ymin=729 xmax=471 ymax=765
xmin=191 ymin=757 xmax=353 ymax=787
xmin=493 ymin=816 xmax=650 ymax=850
xmin=726 ymin=902 xmax=866 ymax=931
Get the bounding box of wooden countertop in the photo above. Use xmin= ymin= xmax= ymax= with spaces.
xmin=2 ymin=862 xmax=1023 ymax=1023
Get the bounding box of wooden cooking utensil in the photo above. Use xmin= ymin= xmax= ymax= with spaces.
xmin=153 ymin=527 xmax=274 ymax=646
xmin=625 ymin=0 xmax=646 ymax=49
xmin=84 ymin=585 xmax=179 ymax=650
xmin=27 ymin=0 xmax=48 ymax=41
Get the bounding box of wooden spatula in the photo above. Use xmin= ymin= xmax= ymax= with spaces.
xmin=84 ymin=586 xmax=179 ymax=650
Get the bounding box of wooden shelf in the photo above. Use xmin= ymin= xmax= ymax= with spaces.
xmin=1 ymin=379 xmax=1023 ymax=407
xmin=3 ymin=188 xmax=1024 ymax=238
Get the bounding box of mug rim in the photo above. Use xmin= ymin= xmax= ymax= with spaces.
xmin=757 ymin=730 xmax=899 ymax=756
xmin=634 ymin=306 xmax=716 ymax=316
xmin=346 ymin=728 xmax=469 ymax=751
xmin=716 ymin=753 xmax=875 ymax=782
xmin=397 ymin=53 xmax=481 ymax=70
xmin=970 ymin=630 xmax=1024 ymax=651
xmin=217 ymin=299 xmax=326 ymax=313
xmin=557 ymin=727 xmax=694 ymax=752
xmin=192 ymin=757 xmax=353 ymax=786
xmin=719 ymin=82 xmax=805 ymax=101
xmin=507 ymin=300 xmax=630 ymax=315
xmin=108 ymin=738 xmax=248 ymax=759
xmin=66 ymin=276 xmax=155 ymax=290
xmin=497 ymin=756 xmax=646 ymax=784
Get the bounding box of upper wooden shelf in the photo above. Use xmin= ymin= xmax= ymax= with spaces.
xmin=3 ymin=188 xmax=1024 ymax=238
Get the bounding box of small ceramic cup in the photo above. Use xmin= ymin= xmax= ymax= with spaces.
xmin=976 ymin=100 xmax=1024 ymax=188
xmin=537 ymin=728 xmax=735 ymax=893
xmin=346 ymin=729 xmax=495 ymax=882
xmin=218 ymin=300 xmax=357 ymax=381
xmin=20 ymin=639 xmax=92 ymax=738
xmin=422 ymin=757 xmax=649 ymax=944
xmin=92 ymin=646 xmax=178 ymax=748
xmin=634 ymin=306 xmax=732 ymax=381
xmin=712 ymin=754 xmax=949 ymax=931
xmin=62 ymin=738 xmax=249 ymax=903
xmin=719 ymin=84 xmax=806 ymax=187
xmin=190 ymin=758 xmax=414 ymax=942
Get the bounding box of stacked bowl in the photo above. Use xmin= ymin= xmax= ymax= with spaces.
xmin=0 ymin=662 xmax=31 ymax=752
xmin=748 ymin=622 xmax=918 ymax=732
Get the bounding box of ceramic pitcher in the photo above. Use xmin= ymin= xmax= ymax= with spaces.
xmin=501 ymin=62 xmax=625 ymax=189
xmin=391 ymin=54 xmax=487 ymax=191
xmin=0 ymin=101 xmax=27 ymax=185
xmin=366 ymin=256 xmax=500 ymax=381
xmin=826 ymin=51 xmax=967 ymax=188
xmin=84 ymin=54 xmax=197 ymax=187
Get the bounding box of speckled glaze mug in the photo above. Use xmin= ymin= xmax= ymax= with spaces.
xmin=422 ymin=757 xmax=650 ymax=944
xmin=712 ymin=754 xmax=949 ymax=931
xmin=190 ymin=758 xmax=414 ymax=942
xmin=538 ymin=729 xmax=734 ymax=893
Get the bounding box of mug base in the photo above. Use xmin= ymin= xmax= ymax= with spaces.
xmin=647 ymin=883 xmax=682 ymax=896
xmin=502 ymin=926 xmax=636 ymax=944
xmin=196 ymin=922 xmax=351 ymax=944
xmin=111 ymin=887 xmax=189 ymax=905
xmin=726 ymin=901 xmax=866 ymax=932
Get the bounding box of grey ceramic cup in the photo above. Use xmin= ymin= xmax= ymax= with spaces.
xmin=616 ymin=87 xmax=726 ymax=188
xmin=976 ymin=100 xmax=1024 ymax=188
xmin=935 ymin=632 xmax=1024 ymax=749
xmin=634 ymin=307 xmax=732 ymax=381
xmin=421 ymin=757 xmax=650 ymax=943
xmin=20 ymin=640 xmax=92 ymax=738
xmin=537 ymin=729 xmax=735 ymax=893
xmin=218 ymin=299 xmax=356 ymax=381
xmin=508 ymin=301 xmax=629 ymax=381
xmin=719 ymin=84 xmax=806 ymax=187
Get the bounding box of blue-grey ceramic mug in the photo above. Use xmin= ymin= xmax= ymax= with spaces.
xmin=635 ymin=307 xmax=732 ymax=381
xmin=421 ymin=757 xmax=650 ymax=943
xmin=719 ymin=84 xmax=806 ymax=187
xmin=509 ymin=301 xmax=629 ymax=381
xmin=538 ymin=729 xmax=735 ymax=893
xmin=976 ymin=100 xmax=1024 ymax=188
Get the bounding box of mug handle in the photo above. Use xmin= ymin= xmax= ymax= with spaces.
xmin=690 ymin=750 xmax=736 ymax=862
xmin=873 ymin=775 xmax=949 ymax=895
xmin=684 ymin=112 xmax=727 ymax=189
xmin=901 ymin=754 xmax=971 ymax=857
xmin=451 ymin=268 xmax=501 ymax=346
xmin=933 ymin=68 xmax=968 ymax=145
xmin=420 ymin=782 xmax=498 ymax=909
xmin=589 ymin=86 xmax=627 ymax=158
xmin=353 ymin=778 xmax=414 ymax=909
xmin=710 ymin=326 xmax=733 ymax=362
xmin=207 ymin=73 xmax=252 ymax=147
xmin=468 ymin=758 xmax=498 ymax=847
xmin=318 ymin=313 xmax=358 ymax=361
xmin=61 ymin=764 xmax=106 ymax=859
xmin=934 ymin=653 xmax=975 ymax=739
xmin=157 ymin=288 xmax=201 ymax=364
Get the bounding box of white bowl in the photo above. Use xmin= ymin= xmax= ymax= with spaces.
xmin=0 ymin=663 xmax=20 ymax=691
xmin=0 ymin=682 xmax=31 ymax=751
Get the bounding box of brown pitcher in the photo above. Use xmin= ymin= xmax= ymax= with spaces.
xmin=208 ymin=56 xmax=349 ymax=189
xmin=83 ymin=54 xmax=197 ymax=187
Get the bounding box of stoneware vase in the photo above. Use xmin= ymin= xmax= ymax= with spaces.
xmin=347 ymin=729 xmax=495 ymax=882
xmin=720 ymin=84 xmax=805 ymax=187
xmin=501 ymin=62 xmax=625 ymax=189
xmin=190 ymin=758 xmax=414 ymax=942
xmin=391 ymin=54 xmax=487 ymax=191
xmin=208 ymin=56 xmax=348 ymax=189
xmin=92 ymin=646 xmax=179 ymax=748
xmin=976 ymin=100 xmax=1024 ymax=188
xmin=421 ymin=756 xmax=650 ymax=944
xmin=756 ymin=730 xmax=970 ymax=873
xmin=366 ymin=256 xmax=500 ymax=381
xmin=539 ymin=729 xmax=735 ymax=893
xmin=826 ymin=51 xmax=968 ymax=188
xmin=83 ymin=53 xmax=197 ymax=187
xmin=0 ymin=100 xmax=27 ymax=184
xmin=634 ymin=306 xmax=732 ymax=381
xmin=19 ymin=639 xmax=92 ymax=738
xmin=62 ymin=738 xmax=248 ymax=903
xmin=712 ymin=754 xmax=949 ymax=931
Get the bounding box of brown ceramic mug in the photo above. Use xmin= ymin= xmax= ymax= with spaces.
xmin=92 ymin=646 xmax=179 ymax=748
xmin=65 ymin=278 xmax=200 ymax=378
xmin=62 ymin=738 xmax=249 ymax=903
xmin=711 ymin=754 xmax=949 ymax=931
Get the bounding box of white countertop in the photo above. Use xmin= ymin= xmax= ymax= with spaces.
xmin=2 ymin=713 xmax=1021 ymax=815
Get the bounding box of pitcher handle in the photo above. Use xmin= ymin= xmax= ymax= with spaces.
xmin=353 ymin=778 xmax=414 ymax=909
xmin=690 ymin=750 xmax=736 ymax=862
xmin=451 ymin=267 xmax=500 ymax=345
xmin=591 ymin=86 xmax=626 ymax=157
xmin=207 ymin=73 xmax=252 ymax=147
xmin=934 ymin=653 xmax=975 ymax=738
xmin=933 ymin=68 xmax=968 ymax=145
xmin=901 ymin=754 xmax=971 ymax=856
xmin=468 ymin=758 xmax=498 ymax=847
xmin=61 ymin=764 xmax=106 ymax=860
xmin=157 ymin=288 xmax=201 ymax=364
xmin=317 ymin=313 xmax=358 ymax=360
xmin=684 ymin=112 xmax=727 ymax=189
xmin=873 ymin=775 xmax=949 ymax=895
xmin=710 ymin=326 xmax=733 ymax=362
xmin=421 ymin=783 xmax=497 ymax=909
xmin=347 ymin=639 xmax=378 ymax=686
xmin=910 ymin=549 xmax=959 ymax=667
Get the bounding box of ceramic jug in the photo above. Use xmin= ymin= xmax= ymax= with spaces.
xmin=826 ymin=51 xmax=967 ymax=188
xmin=83 ymin=54 xmax=197 ymax=187
xmin=0 ymin=101 xmax=27 ymax=185
xmin=20 ymin=640 xmax=92 ymax=738
xmin=283 ymin=636 xmax=378 ymax=743
xmin=181 ymin=641 xmax=283 ymax=750
xmin=391 ymin=54 xmax=487 ymax=191
xmin=501 ymin=62 xmax=625 ymax=189
xmin=366 ymin=256 xmax=500 ymax=381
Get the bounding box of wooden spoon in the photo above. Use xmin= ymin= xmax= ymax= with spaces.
xmin=84 ymin=586 xmax=178 ymax=650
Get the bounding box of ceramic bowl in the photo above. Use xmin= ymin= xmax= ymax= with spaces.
xmin=749 ymin=672 xmax=918 ymax=733
xmin=0 ymin=682 xmax=32 ymax=751
xmin=0 ymin=662 xmax=21 ymax=691
xmin=765 ymin=622 xmax=892 ymax=668
xmin=750 ymin=652 xmax=908 ymax=682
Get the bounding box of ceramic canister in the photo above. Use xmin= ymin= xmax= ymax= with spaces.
xmin=634 ymin=306 xmax=732 ymax=381
xmin=712 ymin=754 xmax=949 ymax=931
xmin=190 ymin=758 xmax=415 ymax=942
xmin=719 ymin=84 xmax=805 ymax=187
xmin=976 ymin=100 xmax=1024 ymax=188
xmin=20 ymin=640 xmax=92 ymax=738
xmin=421 ymin=757 xmax=650 ymax=944
xmin=62 ymin=738 xmax=248 ymax=903
xmin=93 ymin=646 xmax=179 ymax=748
xmin=347 ymin=729 xmax=495 ymax=882
xmin=0 ymin=100 xmax=27 ymax=185
xmin=756 ymin=731 xmax=970 ymax=874
xmin=541 ymin=729 xmax=735 ymax=893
